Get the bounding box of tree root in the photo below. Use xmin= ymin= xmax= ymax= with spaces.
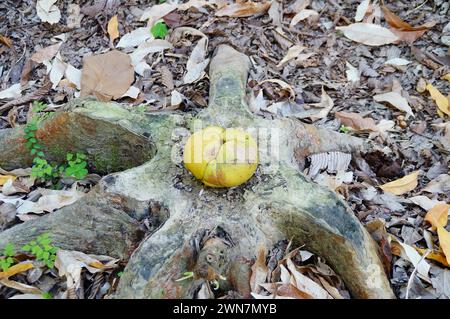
xmin=0 ymin=45 xmax=394 ymax=299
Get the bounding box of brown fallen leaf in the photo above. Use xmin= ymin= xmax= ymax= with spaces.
xmin=379 ymin=171 xmax=419 ymax=195
xmin=424 ymin=203 xmax=450 ymax=230
xmin=80 ymin=50 xmax=134 ymax=101
xmin=107 ymin=15 xmax=119 ymax=43
xmin=215 ymin=1 xmax=271 ymax=17
xmin=335 ymin=111 xmax=378 ymax=132
xmin=30 ymin=42 xmax=62 ymax=63
xmin=0 ymin=34 xmax=13 ymax=48
xmin=250 ymin=245 xmax=268 ymax=294
xmin=381 ymin=5 xmax=435 ymax=44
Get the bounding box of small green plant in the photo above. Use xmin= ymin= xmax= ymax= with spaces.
xmin=339 ymin=125 xmax=350 ymax=134
xmin=42 ymin=292 xmax=53 ymax=299
xmin=22 ymin=233 xmax=58 ymax=269
xmin=0 ymin=243 xmax=16 ymax=272
xmin=64 ymin=153 xmax=88 ymax=179
xmin=151 ymin=21 xmax=168 ymax=39
xmin=24 ymin=101 xmax=89 ymax=182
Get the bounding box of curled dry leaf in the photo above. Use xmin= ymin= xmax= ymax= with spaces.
xmin=373 ymin=91 xmax=414 ymax=118
xmin=0 ymin=263 xmax=34 ymax=280
xmin=130 ymin=39 xmax=173 ymax=76
xmin=424 ymin=203 xmax=450 ymax=230
xmin=336 ymin=23 xmax=399 ymax=46
xmin=290 ymin=9 xmax=319 ymax=27
xmin=250 ymin=245 xmax=268 ymax=294
xmin=259 ymin=79 xmax=295 ymax=100
xmin=390 ymin=235 xmax=431 ymax=282
xmin=277 ymin=45 xmax=306 ymax=67
xmin=117 ymin=27 xmax=153 ymax=48
xmin=183 ymin=37 xmax=209 ymax=84
xmin=381 ymin=5 xmax=435 ymax=44
xmin=355 ymin=0 xmax=370 ymax=22
xmin=36 ymin=0 xmax=61 ymax=24
xmin=81 ymin=50 xmax=134 ymax=101
xmin=309 ymin=87 xmax=334 ymax=121
xmin=379 ymin=171 xmax=419 ymax=195
xmin=140 ymin=2 xmax=177 ymax=25
xmin=0 ymin=175 xmax=15 ymax=186
xmin=426 ymin=83 xmax=450 ymax=116
xmin=410 ymin=195 xmax=445 ymax=211
xmin=416 ymin=247 xmax=450 ymax=268
xmin=215 ymin=1 xmax=270 ymax=17
xmin=335 ymin=111 xmax=377 ymax=132
xmin=107 ymin=15 xmax=119 ymax=42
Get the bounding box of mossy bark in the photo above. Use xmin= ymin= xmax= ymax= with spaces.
xmin=0 ymin=45 xmax=394 ymax=299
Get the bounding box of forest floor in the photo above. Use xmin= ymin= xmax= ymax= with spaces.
xmin=0 ymin=0 xmax=449 ymax=299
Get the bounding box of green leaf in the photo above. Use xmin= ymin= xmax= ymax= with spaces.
xmin=22 ymin=245 xmax=31 ymax=252
xmin=3 ymin=243 xmax=15 ymax=257
xmin=151 ymin=22 xmax=168 ymax=39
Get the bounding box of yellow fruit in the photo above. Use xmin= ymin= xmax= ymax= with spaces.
xmin=183 ymin=126 xmax=258 ymax=187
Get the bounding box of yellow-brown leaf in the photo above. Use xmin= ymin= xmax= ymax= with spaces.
xmin=0 ymin=263 xmax=33 ymax=279
xmin=424 ymin=203 xmax=450 ymax=230
xmin=426 ymin=83 xmax=450 ymax=116
xmin=437 ymin=226 xmax=450 ymax=264
xmin=0 ymin=175 xmax=15 ymax=186
xmin=442 ymin=74 xmax=450 ymax=82
xmin=416 ymin=247 xmax=450 ymax=268
xmin=107 ymin=15 xmax=119 ymax=42
xmin=379 ymin=171 xmax=419 ymax=195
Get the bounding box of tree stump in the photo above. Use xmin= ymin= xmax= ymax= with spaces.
xmin=0 ymin=45 xmax=394 ymax=299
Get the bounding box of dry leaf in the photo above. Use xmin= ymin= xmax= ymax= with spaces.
xmin=277 ymin=45 xmax=306 ymax=67
xmin=117 ymin=27 xmax=153 ymax=48
xmin=438 ymin=227 xmax=450 ymax=265
xmin=290 ymin=9 xmax=319 ymax=27
xmin=384 ymin=58 xmax=411 ymax=66
xmin=183 ymin=37 xmax=209 ymax=84
xmin=140 ymin=2 xmax=177 ymax=25
xmin=0 ymin=34 xmax=13 ymax=48
xmin=336 ymin=23 xmax=399 ymax=46
xmin=345 ymin=61 xmax=360 ymax=83
xmin=0 ymin=84 xmax=22 ymax=100
xmin=423 ymin=174 xmax=450 ymax=194
xmin=379 ymin=171 xmax=419 ymax=195
xmin=259 ymin=79 xmax=295 ymax=100
xmin=130 ymin=39 xmax=173 ymax=76
xmin=0 ymin=263 xmax=34 ymax=280
xmin=250 ymin=245 xmax=268 ymax=293
xmin=373 ymin=91 xmax=414 ymax=117
xmin=335 ymin=111 xmax=377 ymax=132
xmin=80 ymin=50 xmax=134 ymax=101
xmin=49 ymin=53 xmax=66 ymax=89
xmin=0 ymin=175 xmax=16 ymax=186
xmin=107 ymin=15 xmax=119 ymax=42
xmin=216 ymin=1 xmax=270 ymax=17
xmin=424 ymin=203 xmax=450 ymax=230
xmin=442 ymin=74 xmax=450 ymax=82
xmin=416 ymin=247 xmax=450 ymax=268
xmin=410 ymin=195 xmax=445 ymax=211
xmin=426 ymin=83 xmax=450 ymax=116
xmin=30 ymin=43 xmax=61 ymax=64
xmin=381 ymin=5 xmax=435 ymax=44
xmin=0 ymin=278 xmax=42 ymax=295
xmin=66 ymin=4 xmax=83 ymax=28
xmin=390 ymin=235 xmax=430 ymax=282
xmin=36 ymin=0 xmax=61 ymax=24
xmin=309 ymin=87 xmax=334 ymax=121
xmin=355 ymin=0 xmax=370 ymax=22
